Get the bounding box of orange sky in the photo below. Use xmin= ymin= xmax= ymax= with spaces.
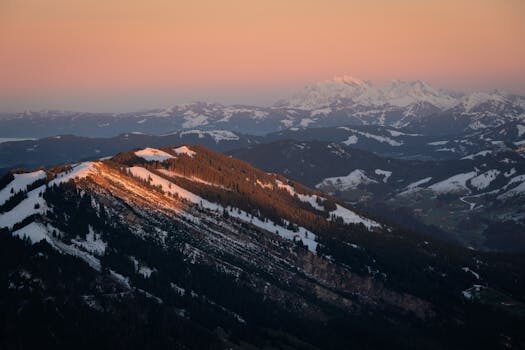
xmin=1 ymin=0 xmax=524 ymax=111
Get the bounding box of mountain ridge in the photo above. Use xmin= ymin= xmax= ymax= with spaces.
xmin=1 ymin=77 xmax=524 ymax=139
xmin=278 ymin=76 xmax=460 ymax=109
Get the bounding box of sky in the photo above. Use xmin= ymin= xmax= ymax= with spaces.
xmin=0 ymin=0 xmax=524 ymax=112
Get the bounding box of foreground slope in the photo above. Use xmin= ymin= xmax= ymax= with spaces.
xmin=1 ymin=145 xmax=524 ymax=349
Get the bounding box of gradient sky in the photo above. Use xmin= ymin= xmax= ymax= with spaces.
xmin=1 ymin=0 xmax=524 ymax=112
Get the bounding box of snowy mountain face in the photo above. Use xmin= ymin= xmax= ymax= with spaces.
xmin=2 ymin=144 xmax=525 ymax=348
xmin=278 ymin=76 xmax=459 ymax=110
xmin=276 ymin=76 xmax=382 ymax=109
xmin=382 ymin=80 xmax=459 ymax=109
xmin=275 ymin=78 xmax=525 ymax=134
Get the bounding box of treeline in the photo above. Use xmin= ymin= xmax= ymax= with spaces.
xmin=43 ymin=181 xmax=109 ymax=241
xmin=109 ymin=145 xmax=376 ymax=245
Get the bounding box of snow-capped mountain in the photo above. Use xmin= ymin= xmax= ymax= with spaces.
xmin=275 ymin=76 xmax=382 ymax=109
xmin=277 ymin=78 xmax=524 ymax=134
xmin=2 ymin=144 xmax=525 ymax=348
xmin=278 ymin=76 xmax=459 ymax=110
xmin=381 ymin=80 xmax=459 ymax=109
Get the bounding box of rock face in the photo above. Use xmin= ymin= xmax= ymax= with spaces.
xmin=1 ymin=145 xmax=524 ymax=349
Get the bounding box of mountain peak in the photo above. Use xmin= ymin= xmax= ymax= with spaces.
xmin=459 ymin=91 xmax=510 ymax=112
xmin=281 ymin=76 xmax=459 ymax=109
xmin=331 ymin=75 xmax=367 ymax=86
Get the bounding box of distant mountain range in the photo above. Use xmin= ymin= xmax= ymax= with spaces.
xmin=1 ymin=76 xmax=524 ymax=138
xmin=0 ymin=130 xmax=260 ymax=170
xmin=276 ymin=76 xmax=462 ymax=109
xmin=2 ymin=119 xmax=524 ymax=171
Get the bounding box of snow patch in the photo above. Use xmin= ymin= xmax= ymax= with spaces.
xmin=130 ymin=256 xmax=155 ymax=278
xmin=316 ymin=170 xmax=377 ymax=191
xmin=135 ymin=148 xmax=174 ymax=162
xmin=182 ymin=111 xmax=208 ymax=128
xmin=329 ymin=204 xmax=381 ymax=229
xmin=405 ymin=177 xmax=433 ymax=190
xmin=374 ymin=169 xmax=392 ymax=183
xmin=461 ymin=150 xmax=492 ymax=160
xmin=498 ymin=175 xmax=525 ymax=199
xmin=0 ymin=186 xmax=47 ymax=229
xmin=139 ymin=108 xmax=172 ymax=118
xmin=0 ymin=170 xmax=46 ymax=206
xmin=310 ymin=107 xmax=332 ymax=116
xmin=54 ymin=239 xmax=102 ymax=271
xmin=256 ymin=179 xmax=274 ymax=190
xmin=353 ymin=130 xmax=402 ymax=146
xmin=428 ymin=140 xmax=448 ymax=146
xmin=398 ymin=177 xmax=433 ymax=196
xmin=12 ymin=222 xmax=53 ymax=245
xmin=428 ymin=172 xmax=477 ymax=194
xmin=50 ymin=162 xmax=96 ymax=186
xmin=462 ymin=267 xmax=480 ymax=280
xmin=276 ymin=180 xmax=325 ymax=211
xmin=173 ymin=146 xmax=196 ymax=157
xmin=462 ymin=285 xmax=485 ymax=300
xmin=180 ymin=130 xmax=240 ymax=142
xmin=504 ymin=168 xmax=516 ymax=178
xmin=158 ymin=169 xmax=222 ymax=188
xmin=387 ymin=129 xmax=419 ymax=137
xmin=299 ymin=118 xmax=315 ymax=127
xmin=0 ymin=137 xmax=36 ymax=144
xmin=470 ymin=170 xmax=500 ymax=190
xmin=342 ymin=135 xmax=358 ymax=145
xmin=517 ymin=124 xmax=525 ymax=137
xmin=72 ymin=226 xmax=107 ymax=255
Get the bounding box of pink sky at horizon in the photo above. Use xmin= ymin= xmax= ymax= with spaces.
xmin=0 ymin=0 xmax=524 ymax=112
